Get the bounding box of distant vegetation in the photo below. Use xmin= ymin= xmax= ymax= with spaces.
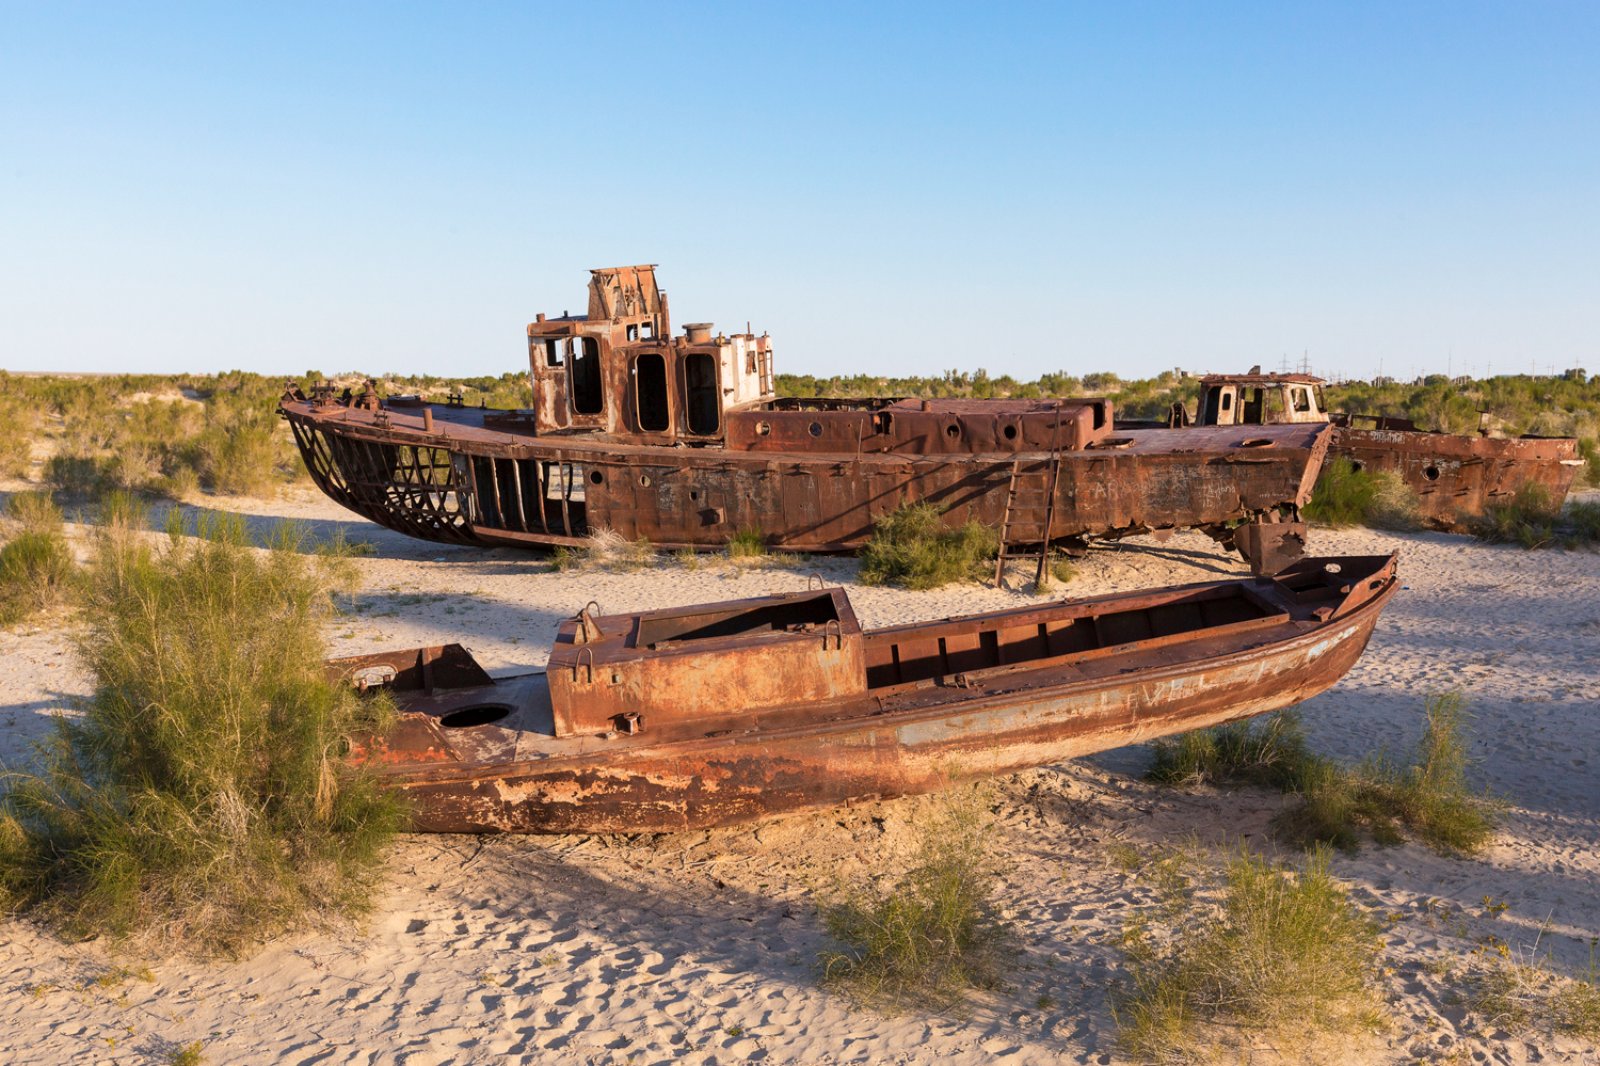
xmin=1148 ymin=696 xmax=1497 ymax=856
xmin=5 ymin=366 xmax=1595 ymax=509
xmin=775 ymin=368 xmax=1600 ymax=488
xmin=0 ymin=507 xmax=401 ymax=955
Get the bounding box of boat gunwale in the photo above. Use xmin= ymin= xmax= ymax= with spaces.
xmin=370 ymin=555 xmax=1398 ymax=786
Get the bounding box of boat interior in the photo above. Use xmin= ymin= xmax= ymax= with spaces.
xmin=332 ymin=555 xmax=1395 ymax=763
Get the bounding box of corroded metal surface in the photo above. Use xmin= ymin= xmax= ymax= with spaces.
xmin=1332 ymin=416 xmax=1582 ymax=530
xmin=281 ymin=266 xmax=1331 ymax=556
xmin=337 ymin=555 xmax=1398 ymax=833
xmin=1182 ymin=372 xmax=1583 ymax=528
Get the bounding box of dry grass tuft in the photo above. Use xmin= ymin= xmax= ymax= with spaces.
xmin=551 ymin=527 xmax=656 ymax=572
xmin=1473 ymin=944 xmax=1600 ymax=1041
xmin=1114 ymin=845 xmax=1385 ymax=1064
xmin=1150 ymin=696 xmax=1496 ymax=856
xmin=819 ymin=791 xmax=1007 ymax=1011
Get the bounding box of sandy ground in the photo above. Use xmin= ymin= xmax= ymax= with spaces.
xmin=2 ymin=484 xmax=1599 ymax=1065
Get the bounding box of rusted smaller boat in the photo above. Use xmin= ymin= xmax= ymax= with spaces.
xmin=335 ymin=555 xmax=1398 ymax=833
xmin=1162 ymin=371 xmax=1584 ymax=530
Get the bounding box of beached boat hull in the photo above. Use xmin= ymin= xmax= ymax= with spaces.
xmin=1332 ymin=420 xmax=1582 ymax=530
xmin=281 ymin=400 xmax=1329 ymax=554
xmin=337 ymin=556 xmax=1397 ymax=833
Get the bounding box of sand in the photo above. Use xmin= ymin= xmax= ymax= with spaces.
xmin=2 ymin=484 xmax=1598 ymax=1065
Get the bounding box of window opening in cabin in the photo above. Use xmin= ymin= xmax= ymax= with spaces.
xmin=569 ymin=337 xmax=603 ymax=415
xmin=1241 ymin=387 xmax=1265 ymax=424
xmin=543 ymin=339 xmax=562 ymax=368
xmin=635 ymin=352 xmax=670 ymax=432
xmin=626 ymin=324 xmax=639 ymax=342
xmin=1263 ymin=387 xmax=1285 ymax=422
xmin=641 ymin=322 xmax=654 ymax=340
xmin=684 ymin=352 xmax=720 ymax=435
xmin=1290 ymin=387 xmax=1312 ymax=413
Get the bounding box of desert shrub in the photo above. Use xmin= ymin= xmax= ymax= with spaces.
xmin=1114 ymin=846 xmax=1383 ymax=1063
xmin=0 ymin=497 xmax=77 ymax=627
xmin=1475 ymin=483 xmax=1561 ymax=548
xmin=726 ymin=527 xmax=768 ymax=560
xmin=1150 ymin=695 xmax=1495 ymax=855
xmin=1303 ymin=458 xmax=1421 ymax=529
xmin=1147 ymin=710 xmax=1326 ymax=793
xmin=0 ymin=390 xmax=37 ymax=479
xmin=859 ymin=502 xmax=998 ymax=590
xmin=0 ymin=511 xmax=401 ymax=955
xmin=1347 ymin=692 xmax=1496 ymax=854
xmin=819 ymin=792 xmax=1007 ymax=1010
xmin=1473 ymin=948 xmax=1600 ymax=1041
xmin=1567 ymin=501 xmax=1600 ymax=543
xmin=44 ymin=453 xmax=109 ymax=497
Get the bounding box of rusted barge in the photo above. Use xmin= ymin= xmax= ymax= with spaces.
xmin=281 ymin=266 xmax=1329 ymax=569
xmin=334 ymin=554 xmax=1398 ymax=833
xmin=1165 ymin=372 xmax=1583 ymax=529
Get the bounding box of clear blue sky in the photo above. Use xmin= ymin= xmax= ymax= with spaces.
xmin=3 ymin=3 xmax=1596 ymax=382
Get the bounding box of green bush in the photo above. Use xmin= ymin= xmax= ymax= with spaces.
xmin=1475 ymin=483 xmax=1562 ymax=548
xmin=1303 ymin=458 xmax=1421 ymax=529
xmin=819 ymin=792 xmax=1007 ymax=1010
xmin=0 ymin=510 xmax=401 ymax=955
xmin=859 ymin=502 xmax=998 ymax=590
xmin=0 ymin=492 xmax=77 ymax=626
xmin=1115 ymin=847 xmax=1383 ymax=1063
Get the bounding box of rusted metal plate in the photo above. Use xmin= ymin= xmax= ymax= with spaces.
xmin=344 ymin=555 xmax=1398 ymax=833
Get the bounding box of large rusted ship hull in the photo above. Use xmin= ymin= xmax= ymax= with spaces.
xmin=337 ymin=556 xmax=1396 ymax=833
xmin=1331 ymin=420 xmax=1582 ymax=530
xmin=282 ymin=400 xmax=1330 ymax=552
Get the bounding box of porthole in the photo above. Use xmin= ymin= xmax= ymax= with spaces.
xmin=1423 ymin=465 xmax=1440 ymax=481
xmin=1350 ymin=461 xmax=1364 ymax=473
xmin=639 ymin=474 xmax=651 ymax=487
xmin=945 ymin=423 xmax=961 ymax=439
xmin=590 ymin=470 xmax=604 ymax=485
xmin=1002 ymin=424 xmax=1018 ymax=440
xmin=808 ymin=421 xmax=823 ymax=437
xmin=755 ymin=420 xmax=772 ymax=436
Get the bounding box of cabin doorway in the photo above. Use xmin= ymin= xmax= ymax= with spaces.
xmin=569 ymin=337 xmax=604 ymax=415
xmin=634 ymin=352 xmax=670 ymax=432
xmin=684 ymin=352 xmax=720 ymax=435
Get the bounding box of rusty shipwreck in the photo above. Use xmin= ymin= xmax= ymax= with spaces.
xmin=333 ymin=554 xmax=1398 ymax=833
xmin=1150 ymin=371 xmax=1583 ymax=530
xmin=281 ymin=266 xmax=1329 ymax=570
